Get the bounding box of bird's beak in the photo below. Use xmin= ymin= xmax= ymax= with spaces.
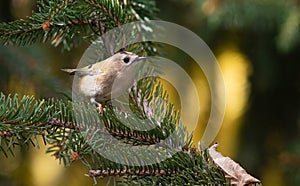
xmin=134 ymin=56 xmax=147 ymax=62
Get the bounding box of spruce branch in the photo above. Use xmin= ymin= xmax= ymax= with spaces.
xmin=87 ymin=147 xmax=229 ymax=185
xmin=84 ymin=0 xmax=124 ymax=27
xmin=0 ymin=0 xmax=158 ymax=50
xmin=0 ymin=83 xmax=229 ymax=185
xmin=0 ymin=78 xmax=231 ymax=185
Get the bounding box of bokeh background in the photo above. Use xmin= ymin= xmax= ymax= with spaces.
xmin=0 ymin=0 xmax=299 ymax=185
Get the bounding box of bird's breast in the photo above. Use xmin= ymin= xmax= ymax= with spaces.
xmin=79 ymin=75 xmax=103 ymax=97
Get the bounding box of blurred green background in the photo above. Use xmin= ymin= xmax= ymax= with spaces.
xmin=0 ymin=0 xmax=299 ymax=185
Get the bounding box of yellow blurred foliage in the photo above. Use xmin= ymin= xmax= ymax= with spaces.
xmin=215 ymin=44 xmax=252 ymax=158
xmin=8 ymin=75 xmax=36 ymax=98
xmin=261 ymin=162 xmax=285 ymax=186
xmin=30 ymin=139 xmax=65 ymax=186
xmin=190 ymin=64 xmax=211 ymax=144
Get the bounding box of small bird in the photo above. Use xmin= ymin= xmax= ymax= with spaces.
xmin=62 ymin=51 xmax=146 ymax=107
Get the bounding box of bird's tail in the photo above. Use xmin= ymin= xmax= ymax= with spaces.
xmin=61 ymin=69 xmax=77 ymax=75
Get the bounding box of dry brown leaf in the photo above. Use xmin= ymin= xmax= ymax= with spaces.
xmin=208 ymin=143 xmax=261 ymax=186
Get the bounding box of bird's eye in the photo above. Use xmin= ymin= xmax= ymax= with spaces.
xmin=123 ymin=57 xmax=130 ymax=63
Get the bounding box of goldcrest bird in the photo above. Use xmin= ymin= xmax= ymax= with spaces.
xmin=62 ymin=51 xmax=146 ymax=106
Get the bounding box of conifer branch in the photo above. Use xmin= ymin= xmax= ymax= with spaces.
xmin=88 ymin=168 xmax=175 ymax=177
xmin=0 ymin=84 xmax=229 ymax=185
xmin=0 ymin=0 xmax=157 ymax=50
xmin=88 ymin=146 xmax=229 ymax=185
xmin=84 ymin=0 xmax=123 ymax=27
